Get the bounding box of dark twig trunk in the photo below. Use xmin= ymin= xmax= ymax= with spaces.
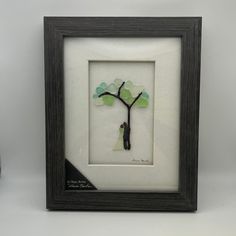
xmin=123 ymin=108 xmax=131 ymax=150
xmin=127 ymin=108 xmax=131 ymax=150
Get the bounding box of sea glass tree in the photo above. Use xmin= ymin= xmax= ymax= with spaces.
xmin=93 ymin=79 xmax=149 ymax=150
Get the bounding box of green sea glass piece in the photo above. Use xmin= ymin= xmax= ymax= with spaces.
xmin=96 ymin=86 xmax=105 ymax=95
xmin=120 ymin=88 xmax=132 ymax=102
xmin=102 ymin=95 xmax=115 ymax=106
xmin=127 ymin=96 xmax=134 ymax=105
xmin=114 ymin=78 xmax=123 ymax=87
xmin=107 ymin=83 xmax=117 ymax=93
xmin=135 ymin=97 xmax=148 ymax=108
xmin=94 ymin=97 xmax=104 ymax=106
xmin=141 ymin=91 xmax=149 ymax=99
xmin=124 ymin=80 xmax=133 ymax=90
xmin=99 ymin=82 xmax=107 ymax=89
xmin=130 ymin=85 xmax=144 ymax=97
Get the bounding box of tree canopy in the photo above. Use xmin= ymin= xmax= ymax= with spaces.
xmin=93 ymin=79 xmax=149 ymax=108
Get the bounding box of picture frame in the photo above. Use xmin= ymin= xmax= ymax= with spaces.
xmin=44 ymin=17 xmax=202 ymax=211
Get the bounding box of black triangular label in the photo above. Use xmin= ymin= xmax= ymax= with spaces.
xmin=65 ymin=159 xmax=96 ymax=190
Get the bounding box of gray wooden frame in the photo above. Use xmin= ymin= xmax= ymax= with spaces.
xmin=44 ymin=17 xmax=202 ymax=211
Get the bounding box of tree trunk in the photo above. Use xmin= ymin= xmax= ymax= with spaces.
xmin=123 ymin=108 xmax=131 ymax=150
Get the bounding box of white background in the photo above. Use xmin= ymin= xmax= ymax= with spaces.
xmin=0 ymin=0 xmax=236 ymax=235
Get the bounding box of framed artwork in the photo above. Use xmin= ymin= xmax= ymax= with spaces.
xmin=44 ymin=17 xmax=202 ymax=211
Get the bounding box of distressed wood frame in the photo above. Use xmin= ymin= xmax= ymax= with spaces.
xmin=44 ymin=17 xmax=202 ymax=211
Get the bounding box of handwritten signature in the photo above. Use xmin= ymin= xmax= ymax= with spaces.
xmin=132 ymin=159 xmax=150 ymax=163
xmin=66 ymin=180 xmax=94 ymax=189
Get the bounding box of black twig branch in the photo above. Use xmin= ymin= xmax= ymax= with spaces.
xmin=130 ymin=92 xmax=142 ymax=108
xmin=118 ymin=81 xmax=125 ymax=97
xmin=98 ymin=91 xmax=129 ymax=107
xmin=98 ymin=82 xmax=142 ymax=109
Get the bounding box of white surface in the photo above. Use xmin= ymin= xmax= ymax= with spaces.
xmin=64 ymin=38 xmax=180 ymax=191
xmin=1 ymin=172 xmax=236 ymax=236
xmin=1 ymin=0 xmax=236 ymax=235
